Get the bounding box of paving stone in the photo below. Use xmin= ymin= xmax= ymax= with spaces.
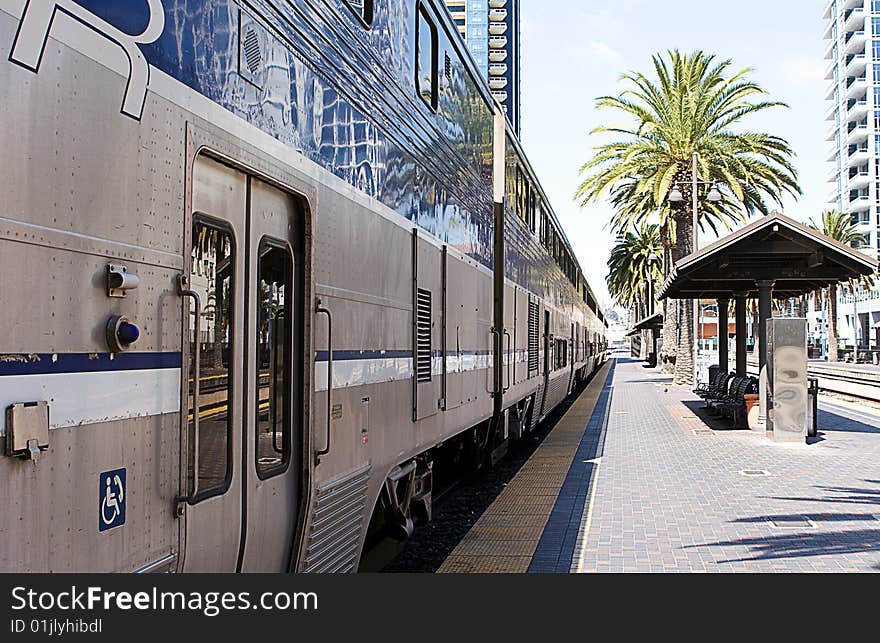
xmin=572 ymin=356 xmax=880 ymax=573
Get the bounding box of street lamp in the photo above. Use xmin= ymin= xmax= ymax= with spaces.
xmin=666 ymin=152 xmax=729 ymax=385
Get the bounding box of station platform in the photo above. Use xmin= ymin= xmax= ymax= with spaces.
xmin=440 ymin=354 xmax=880 ymax=573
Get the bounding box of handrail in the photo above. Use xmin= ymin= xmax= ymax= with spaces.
xmin=177 ymin=274 xmax=201 ymax=500
xmin=503 ymin=329 xmax=511 ymax=393
xmin=315 ymin=299 xmax=332 ymax=465
xmin=489 ymin=328 xmax=500 ymax=395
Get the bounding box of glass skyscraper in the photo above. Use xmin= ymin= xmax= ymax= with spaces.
xmin=445 ymin=0 xmax=521 ymax=136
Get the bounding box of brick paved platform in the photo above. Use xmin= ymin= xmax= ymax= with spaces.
xmin=573 ymin=356 xmax=880 ymax=573
xmin=437 ymin=361 xmax=613 ymax=573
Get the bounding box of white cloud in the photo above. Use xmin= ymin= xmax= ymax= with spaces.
xmin=587 ymin=41 xmax=624 ymax=65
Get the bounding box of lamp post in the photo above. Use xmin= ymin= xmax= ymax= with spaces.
xmin=668 ymin=152 xmax=723 ymax=385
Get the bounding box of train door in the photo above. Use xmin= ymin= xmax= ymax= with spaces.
xmin=180 ymin=157 xmax=303 ymax=573
xmin=502 ymin=283 xmax=516 ymax=394
xmin=540 ymin=309 xmax=551 ymax=415
xmin=443 ymin=249 xmax=466 ymax=411
xmin=239 ymin=177 xmax=304 ymax=572
xmin=179 ymin=157 xmax=246 ymax=572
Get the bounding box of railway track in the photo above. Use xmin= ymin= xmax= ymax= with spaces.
xmin=374 ymin=381 xmax=586 ymax=573
xmin=744 ymin=359 xmax=880 ymax=403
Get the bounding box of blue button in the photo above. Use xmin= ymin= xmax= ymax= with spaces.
xmin=117 ymin=322 xmax=140 ymax=345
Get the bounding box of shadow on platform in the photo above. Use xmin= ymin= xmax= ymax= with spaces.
xmin=686 ymin=480 xmax=880 ymax=564
xmin=818 ymin=408 xmax=880 ymax=435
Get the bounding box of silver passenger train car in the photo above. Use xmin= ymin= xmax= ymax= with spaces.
xmin=0 ymin=0 xmax=606 ymax=572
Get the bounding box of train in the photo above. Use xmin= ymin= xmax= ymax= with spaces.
xmin=0 ymin=0 xmax=606 ymax=572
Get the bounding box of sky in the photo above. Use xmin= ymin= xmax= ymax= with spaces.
xmin=518 ymin=0 xmax=829 ymax=311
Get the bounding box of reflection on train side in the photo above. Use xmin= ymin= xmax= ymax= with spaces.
xmin=254 ymin=239 xmax=293 ymax=478
xmin=187 ymin=221 xmax=234 ymax=499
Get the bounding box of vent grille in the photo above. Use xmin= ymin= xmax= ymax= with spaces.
xmin=416 ymin=288 xmax=432 ymax=383
xmin=528 ymin=299 xmax=539 ymax=374
xmin=242 ymin=25 xmax=262 ymax=75
xmin=444 ymin=52 xmax=452 ymax=80
xmin=302 ymin=465 xmax=371 ymax=573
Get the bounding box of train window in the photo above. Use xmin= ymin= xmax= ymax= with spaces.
xmin=189 ymin=220 xmax=235 ymax=501
xmin=554 ymin=338 xmax=568 ymax=370
xmin=255 ymin=238 xmax=294 ymax=479
xmin=416 ymin=5 xmax=438 ymax=110
xmin=515 ymin=168 xmax=525 ymax=222
xmin=344 ymin=0 xmax=374 ymax=26
xmin=529 ymin=193 xmax=537 ymax=235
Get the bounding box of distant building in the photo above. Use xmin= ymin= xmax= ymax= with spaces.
xmin=821 ymin=0 xmax=880 ymax=353
xmin=444 ymin=0 xmax=520 ymax=135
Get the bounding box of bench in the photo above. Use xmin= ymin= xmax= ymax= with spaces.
xmin=694 ymin=371 xmax=733 ymax=407
xmin=706 ymin=376 xmax=758 ymax=427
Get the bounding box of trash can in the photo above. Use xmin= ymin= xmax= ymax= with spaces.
xmin=708 ymin=364 xmax=720 ymax=383
xmin=806 ymin=377 xmax=819 ymax=438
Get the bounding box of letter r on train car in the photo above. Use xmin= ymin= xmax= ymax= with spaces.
xmin=9 ymin=0 xmax=165 ymax=119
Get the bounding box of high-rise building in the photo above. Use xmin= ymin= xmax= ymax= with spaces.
xmin=823 ymin=1 xmax=876 ymax=255
xmin=819 ymin=0 xmax=880 ymax=354
xmin=445 ymin=0 xmax=521 ymax=135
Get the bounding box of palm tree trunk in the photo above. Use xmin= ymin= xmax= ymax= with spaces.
xmin=673 ymin=214 xmax=695 ymax=385
xmin=659 ymin=224 xmax=678 ymax=373
xmin=828 ymin=283 xmax=838 ymax=362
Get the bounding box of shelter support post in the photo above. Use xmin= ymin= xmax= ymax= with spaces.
xmin=735 ymin=294 xmax=748 ymax=377
xmin=717 ymin=297 xmax=729 ymax=372
xmin=756 ymin=280 xmax=775 ymax=432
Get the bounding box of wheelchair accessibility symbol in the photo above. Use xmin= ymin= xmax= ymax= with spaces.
xmin=99 ymin=468 xmax=126 ymax=532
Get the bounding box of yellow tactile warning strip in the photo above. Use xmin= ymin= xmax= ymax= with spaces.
xmin=437 ymin=361 xmax=613 ymax=573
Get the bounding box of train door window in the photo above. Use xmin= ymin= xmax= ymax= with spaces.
xmin=344 ymin=0 xmax=374 ymax=26
xmin=554 ymin=338 xmax=566 ymax=370
xmin=416 ymin=5 xmax=438 ymax=110
xmin=255 ymin=238 xmax=294 ymax=479
xmin=189 ymin=220 xmax=235 ymax=500
xmin=544 ymin=310 xmax=551 ymax=373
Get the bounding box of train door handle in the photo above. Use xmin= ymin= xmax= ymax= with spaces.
xmin=315 ymin=299 xmax=333 ymax=465
xmin=177 ymin=274 xmax=201 ymax=502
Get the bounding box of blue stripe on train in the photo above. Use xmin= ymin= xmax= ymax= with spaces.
xmin=0 ymin=352 xmax=182 ymax=376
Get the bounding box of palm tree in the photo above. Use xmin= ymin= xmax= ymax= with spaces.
xmin=607 ymin=222 xmax=662 ymax=319
xmin=808 ymin=210 xmax=868 ymax=362
xmin=575 ymin=50 xmax=800 ymax=385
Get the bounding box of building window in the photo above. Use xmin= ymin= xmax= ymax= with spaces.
xmin=344 ymin=0 xmax=373 ymax=27
xmin=416 ymin=5 xmax=438 ymax=110
xmin=255 ymin=238 xmax=294 ymax=479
